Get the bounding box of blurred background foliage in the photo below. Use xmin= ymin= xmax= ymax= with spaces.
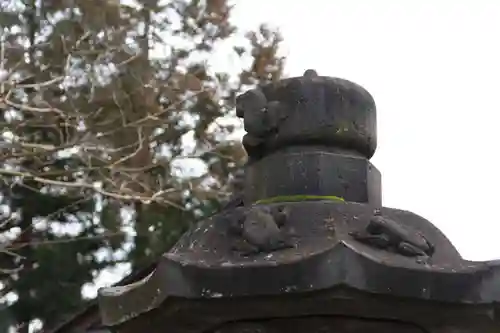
xmin=0 ymin=0 xmax=285 ymax=331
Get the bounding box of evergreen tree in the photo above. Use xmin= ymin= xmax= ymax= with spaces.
xmin=0 ymin=0 xmax=285 ymax=331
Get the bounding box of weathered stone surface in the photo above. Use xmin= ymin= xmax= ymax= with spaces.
xmin=98 ymin=70 xmax=500 ymax=333
xmin=244 ymin=146 xmax=381 ymax=206
xmin=211 ymin=317 xmax=428 ymax=333
xmin=350 ymin=210 xmax=435 ymax=259
xmin=99 ymin=200 xmax=500 ymax=331
xmin=236 ymin=72 xmax=377 ymax=163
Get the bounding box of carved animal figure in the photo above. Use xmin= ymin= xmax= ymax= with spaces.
xmin=236 ymin=88 xmax=269 ymax=137
xmin=236 ymin=88 xmax=287 ymax=163
xmin=350 ymin=213 xmax=434 ymax=259
xmin=230 ymin=206 xmax=292 ymax=255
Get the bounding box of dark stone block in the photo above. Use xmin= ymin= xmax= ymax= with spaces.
xmin=210 ymin=317 xmax=427 ymax=333
xmin=244 ymin=146 xmax=381 ymax=206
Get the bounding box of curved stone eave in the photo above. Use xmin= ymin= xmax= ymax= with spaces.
xmin=98 ymin=267 xmax=167 ymax=326
xmin=97 ymin=240 xmax=500 ymax=327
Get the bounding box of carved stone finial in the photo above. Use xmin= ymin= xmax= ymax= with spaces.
xmin=236 ymin=73 xmax=377 ymax=161
xmin=236 ymin=73 xmax=380 ymax=206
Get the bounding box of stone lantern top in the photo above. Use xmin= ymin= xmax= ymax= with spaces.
xmin=97 ymin=70 xmax=500 ymax=333
xmin=238 ymin=70 xmax=381 ymax=207
xmin=237 ymin=69 xmax=377 ymax=162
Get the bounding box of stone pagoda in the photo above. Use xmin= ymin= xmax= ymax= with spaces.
xmin=97 ymin=70 xmax=500 ymax=332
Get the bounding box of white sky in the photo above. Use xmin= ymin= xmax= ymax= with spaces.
xmin=228 ymin=0 xmax=500 ymax=261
